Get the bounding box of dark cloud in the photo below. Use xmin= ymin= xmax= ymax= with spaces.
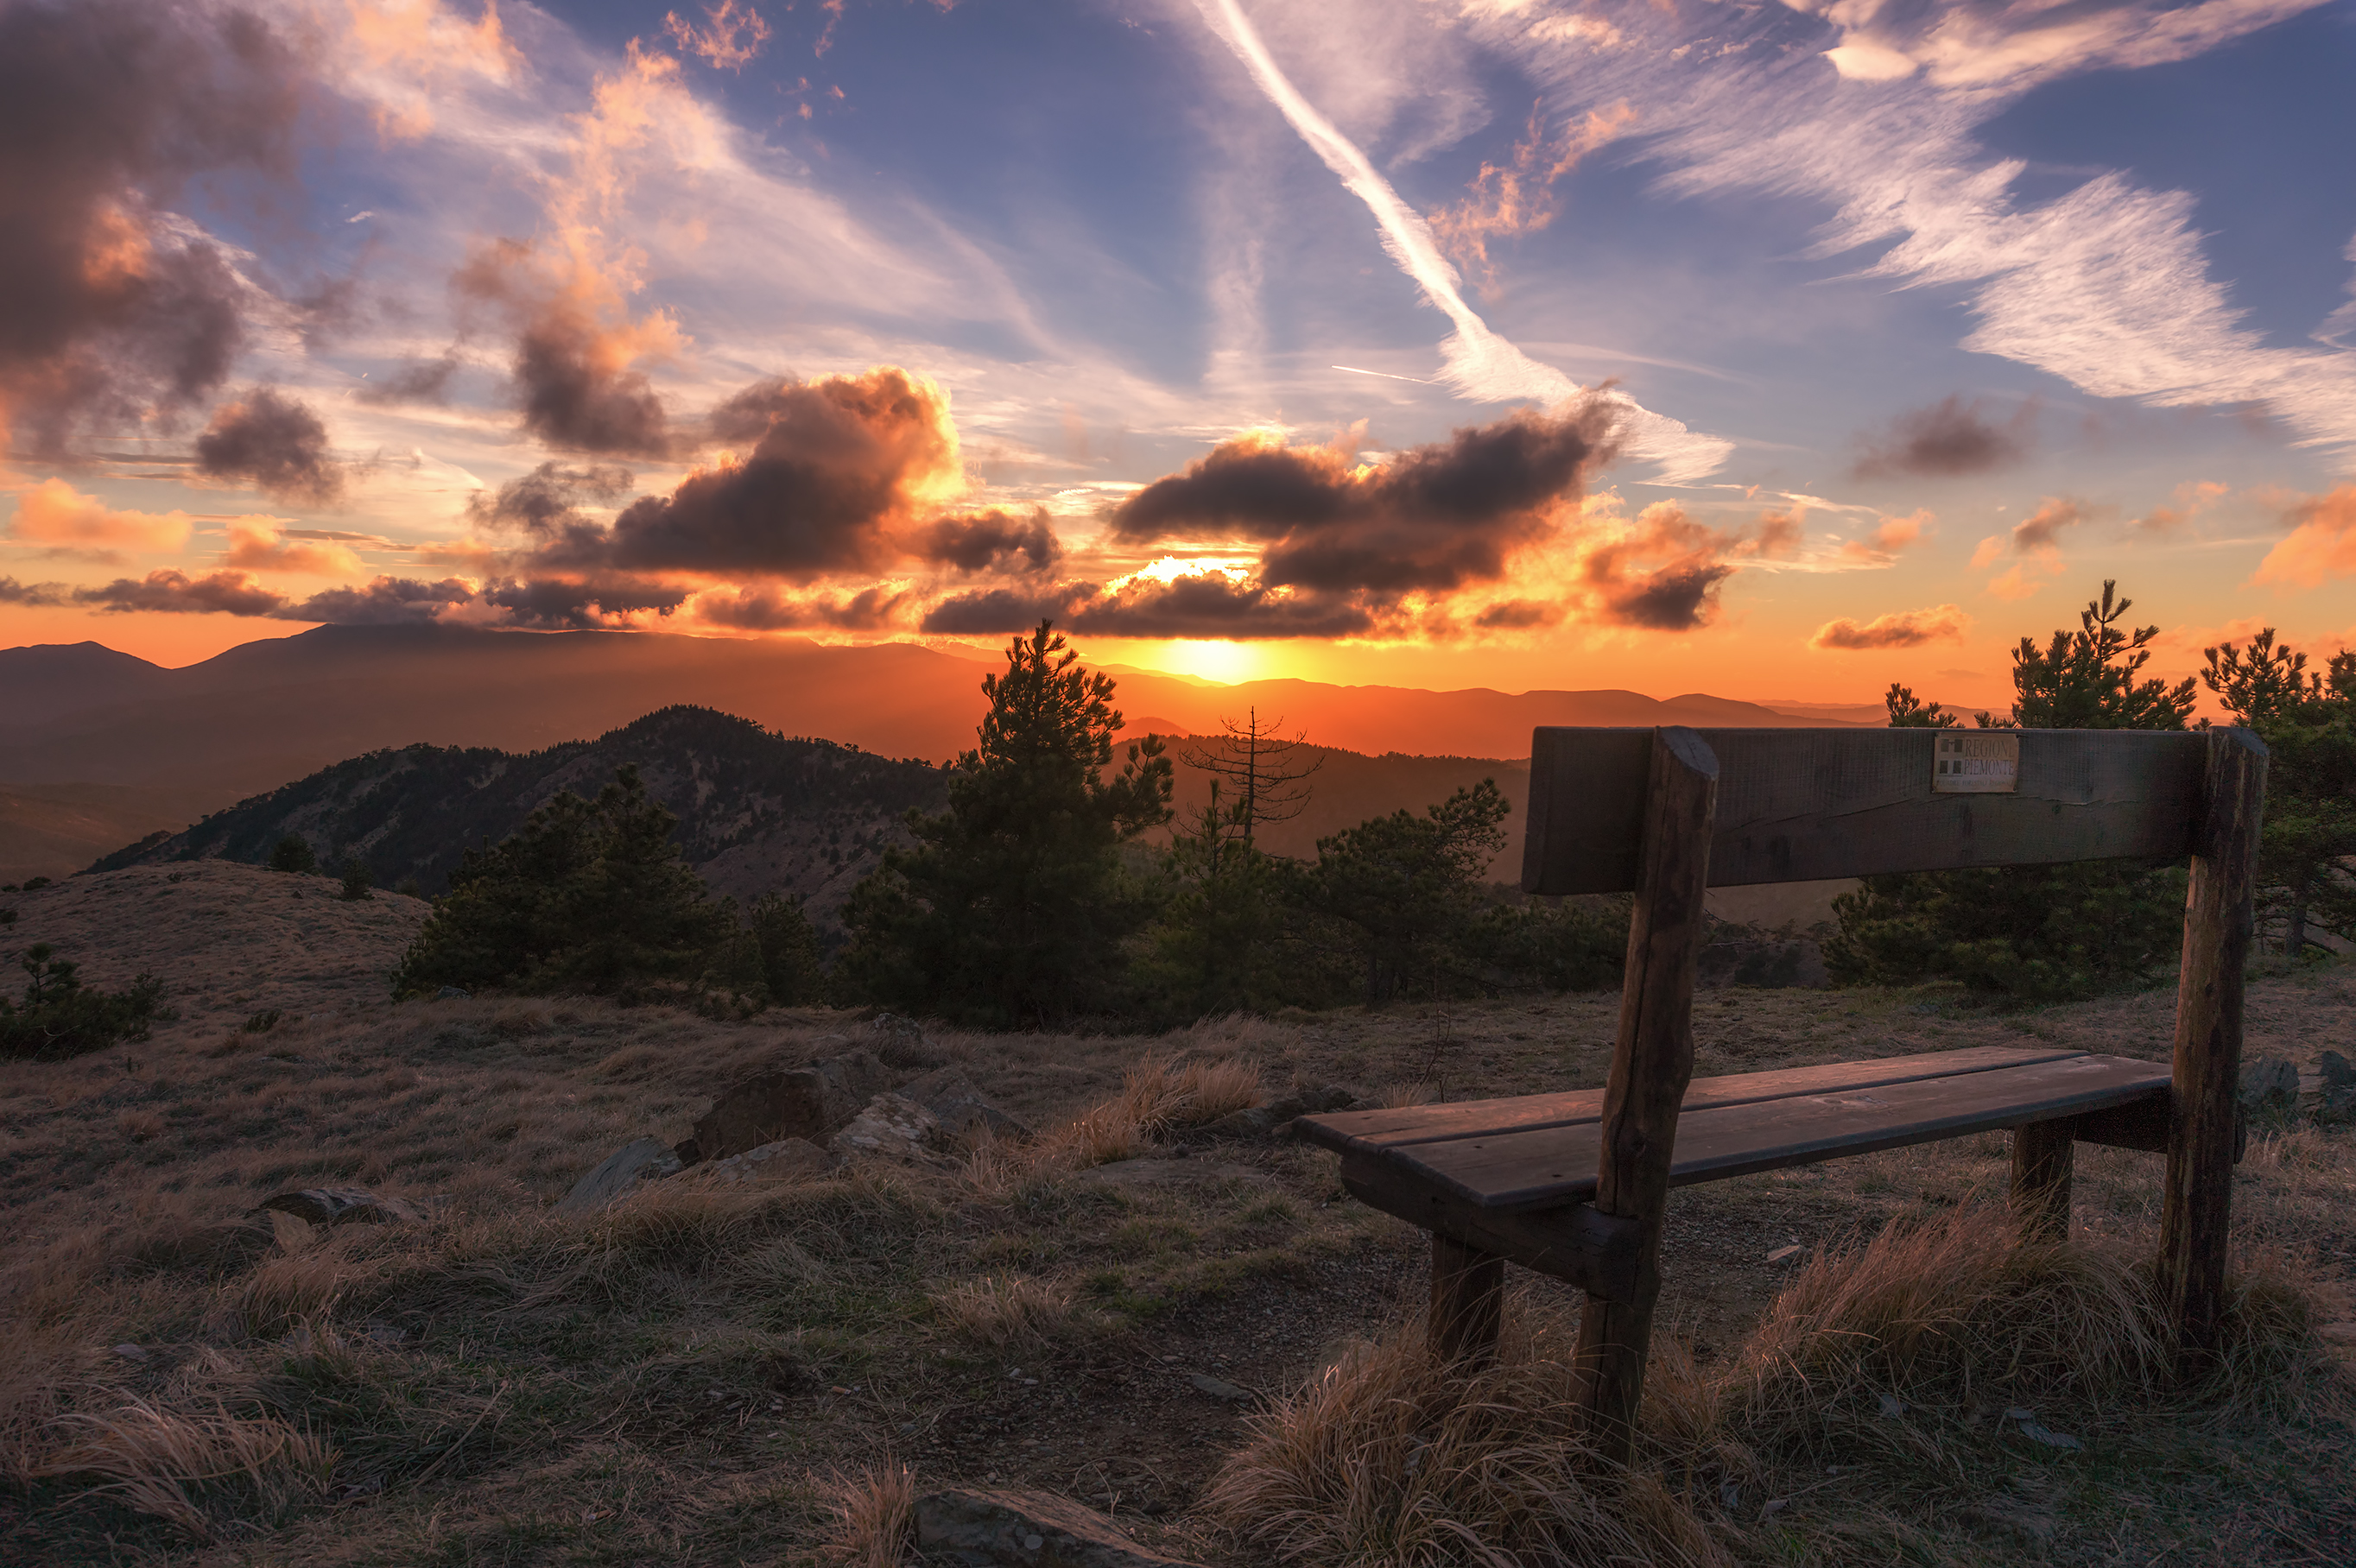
xmin=562 ymin=368 xmax=959 ymax=578
xmin=1852 ymin=395 xmax=2035 ymax=480
xmin=1598 ymin=562 xmax=1734 ymax=630
xmin=455 ymin=240 xmax=675 ymax=458
xmin=1112 ymin=404 xmax=1615 ymax=596
xmin=1574 ymin=502 xmax=1770 ymax=631
xmin=918 ymin=574 xmax=1377 ymax=640
xmin=478 ymin=574 xmax=689 ymax=629
xmin=195 ymin=387 xmax=343 ymax=504
xmin=1472 ymin=598 xmax=1559 ymax=630
xmin=909 ymin=507 xmax=1062 ymax=575
xmin=1809 ymin=604 xmax=1973 ymax=650
xmin=0 ymin=577 xmax=70 ymax=606
xmin=0 ymin=0 xmax=308 ymax=456
xmin=286 ymin=576 xmax=476 ymax=625
xmin=919 ymin=584 xmax=1095 ymax=636
xmin=74 ymin=568 xmax=288 ymax=616
xmin=467 ymin=460 xmax=635 ymax=534
xmin=355 ymin=354 xmax=459 ymax=407
xmin=2007 ymin=496 xmax=2085 ymax=553
xmin=697 ymin=584 xmax=912 ymax=631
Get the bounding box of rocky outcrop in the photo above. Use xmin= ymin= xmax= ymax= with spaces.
xmin=1205 ymin=1084 xmax=1358 ymax=1139
xmin=554 ymin=1136 xmax=683 ymax=1216
xmin=689 ymin=1049 xmax=893 ymax=1162
xmin=694 ymin=1135 xmax=837 ymax=1186
xmin=829 ymin=1093 xmax=944 ymax=1164
xmin=259 ymin=1187 xmax=435 ymax=1226
xmin=901 ymin=1065 xmax=1032 ymax=1141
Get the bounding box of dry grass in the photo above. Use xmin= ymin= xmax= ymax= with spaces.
xmin=1202 ymin=1290 xmax=1730 ymax=1568
xmin=929 ymin=1274 xmax=1081 ymax=1349
xmin=21 ymin=1398 xmax=336 ymax=1541
xmin=820 ymin=1463 xmax=915 ymax=1567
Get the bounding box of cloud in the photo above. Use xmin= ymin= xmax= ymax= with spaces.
xmin=1112 ymin=402 xmax=1616 ymax=595
xmin=1428 ymin=99 xmax=1636 ymax=292
xmin=1191 ymin=0 xmax=1729 ymax=482
xmin=73 ymin=567 xmax=288 ymax=616
xmin=0 ymin=0 xmax=307 ymax=456
xmin=223 ymin=517 xmax=364 ymax=576
xmin=1838 ymin=509 xmax=1933 ymax=565
xmin=354 ymin=354 xmax=460 ymax=407
xmin=6 ymin=477 xmax=192 ymax=560
xmin=478 ymin=573 xmax=690 ymax=629
xmin=550 ymin=368 xmax=962 ymax=579
xmin=1852 ymin=396 xmax=2035 ymax=478
xmin=0 ymin=576 xmax=69 ymax=606
xmin=285 ymin=575 xmax=476 ymax=624
xmin=664 ymin=1 xmax=771 ymax=69
xmin=466 ymin=460 xmax=636 ymax=534
xmin=194 ymin=388 xmax=345 ymax=505
xmin=455 ymin=237 xmax=681 ymax=458
xmin=1810 ymin=603 xmax=1974 ymax=649
xmin=2252 ymin=483 xmax=2356 ymax=588
xmin=908 ymin=508 xmax=1062 ymax=576
xmin=2007 ymin=496 xmax=2087 ymax=553
xmin=695 ymin=583 xmax=911 ymax=630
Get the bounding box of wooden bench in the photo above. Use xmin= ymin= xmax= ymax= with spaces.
xmin=1295 ymin=724 xmax=2265 ymax=1461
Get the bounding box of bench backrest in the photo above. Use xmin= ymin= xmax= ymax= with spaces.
xmin=1523 ymin=726 xmax=2222 ymax=895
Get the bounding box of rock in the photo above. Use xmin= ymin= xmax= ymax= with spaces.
xmin=2318 ymin=1051 xmax=2356 ymax=1122
xmin=434 ymin=986 xmax=471 ymax=1001
xmin=900 ymin=1065 xmax=1032 ymax=1141
xmin=694 ymin=1135 xmax=838 ymax=1186
xmin=828 ymin=1092 xmax=943 ymax=1162
xmin=672 ymin=1135 xmax=702 ymax=1167
xmin=1206 ymin=1084 xmax=1353 ymax=1140
xmin=914 ymin=1487 xmax=1206 ymax=1567
xmin=134 ymin=1216 xmax=277 ymax=1273
xmin=1187 ymin=1373 xmax=1252 ymax=1401
xmin=112 ymin=1344 xmax=150 ymax=1363
xmin=2239 ymin=1056 xmax=2301 ymax=1119
xmin=869 ymin=1011 xmax=947 ymax=1069
xmin=1698 ymin=939 xmax=1831 ymax=989
xmin=259 ymin=1187 xmax=434 ymax=1226
xmin=554 ymin=1136 xmax=683 ymax=1216
xmin=694 ymin=1049 xmax=901 ymax=1164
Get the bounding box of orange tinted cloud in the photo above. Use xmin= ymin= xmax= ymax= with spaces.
xmin=1428 ymin=100 xmax=1637 ymax=291
xmin=343 ymin=0 xmax=519 ymax=141
xmin=223 ymin=517 xmax=364 ymax=575
xmin=2252 ymin=484 xmax=2356 ymax=588
xmin=6 ymin=478 xmax=191 ymax=560
xmin=664 ymin=1 xmax=770 ymax=69
xmin=1810 ymin=603 xmax=1972 ymax=649
xmin=1838 ymin=509 xmax=1932 ymax=565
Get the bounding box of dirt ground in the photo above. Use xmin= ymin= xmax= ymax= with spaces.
xmin=2 ymin=863 xmax=2351 ymax=1565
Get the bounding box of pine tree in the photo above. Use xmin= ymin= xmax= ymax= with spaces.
xmin=839 ymin=622 xmax=1174 ymax=1026
xmin=2202 ymin=630 xmax=2356 ymax=955
xmin=1308 ymin=779 xmax=1511 ymax=1006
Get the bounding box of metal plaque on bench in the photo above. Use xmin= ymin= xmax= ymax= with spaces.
xmin=1932 ymin=732 xmax=2019 ymax=793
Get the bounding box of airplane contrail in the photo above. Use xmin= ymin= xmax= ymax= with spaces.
xmin=1333 ymin=364 xmax=1439 ymax=384
xmin=1194 ymin=0 xmax=1730 ymax=483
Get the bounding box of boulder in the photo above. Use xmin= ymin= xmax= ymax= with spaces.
xmin=869 ymin=1011 xmax=947 ymax=1069
xmin=259 ymin=1187 xmax=434 ymax=1226
xmin=693 ymin=1050 xmax=898 ymax=1164
xmin=914 ymin=1488 xmax=1205 ymax=1567
xmin=829 ymin=1092 xmax=943 ymax=1162
xmin=900 ymin=1065 xmax=1032 ymax=1141
xmin=2319 ymin=1051 xmax=2356 ymax=1123
xmin=2238 ymin=1056 xmax=2301 ymax=1120
xmin=694 ymin=1135 xmax=838 ymax=1186
xmin=1205 ymin=1084 xmax=1354 ymax=1140
xmin=554 ymin=1136 xmax=683 ymax=1217
xmin=134 ymin=1216 xmax=277 ymax=1273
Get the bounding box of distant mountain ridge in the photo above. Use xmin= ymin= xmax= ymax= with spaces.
xmin=2 ymin=624 xmax=1863 ymax=808
xmin=92 ymin=707 xmax=950 ymax=921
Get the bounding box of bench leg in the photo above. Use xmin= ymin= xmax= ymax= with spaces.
xmin=2011 ymin=1121 xmax=2074 ymax=1242
xmin=1428 ymin=1234 xmax=1504 ymax=1366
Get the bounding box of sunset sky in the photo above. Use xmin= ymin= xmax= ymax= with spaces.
xmin=3 ymin=0 xmax=2354 ymax=716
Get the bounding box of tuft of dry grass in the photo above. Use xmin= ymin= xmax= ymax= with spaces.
xmin=21 ymin=1396 xmax=336 ymax=1541
xmin=1202 ymin=1290 xmax=1730 ymax=1568
xmin=820 ymin=1462 xmax=915 ymax=1568
xmin=928 ymin=1273 xmax=1080 ymax=1348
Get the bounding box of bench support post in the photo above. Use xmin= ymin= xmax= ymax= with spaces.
xmin=2010 ymin=1121 xmax=2074 ymax=1242
xmin=1428 ymin=1234 xmax=1505 ymax=1365
xmin=2157 ymin=728 xmax=2265 ymax=1363
xmin=1574 ymin=727 xmax=1718 ymax=1463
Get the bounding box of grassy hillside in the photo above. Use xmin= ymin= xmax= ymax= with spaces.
xmin=1 ymin=864 xmax=2348 ymax=1564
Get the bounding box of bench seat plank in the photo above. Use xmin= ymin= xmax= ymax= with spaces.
xmin=1297 ymin=1045 xmax=2089 ymax=1154
xmin=1306 ymin=1052 xmax=2171 ymax=1212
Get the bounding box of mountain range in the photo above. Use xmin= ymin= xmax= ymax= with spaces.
xmin=2 ymin=624 xmax=1873 ymax=884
